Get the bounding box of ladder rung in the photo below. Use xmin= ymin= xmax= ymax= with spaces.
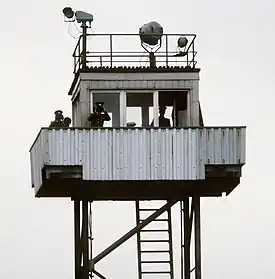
xmin=141 ymin=229 xmax=168 ymax=232
xmin=141 ymin=260 xmax=170 ymax=264
xmin=141 ymin=271 xmax=171 ymax=274
xmin=141 ymin=250 xmax=170 ymax=253
xmin=140 ymin=218 xmax=168 ymax=222
xmin=139 ymin=208 xmax=160 ymax=211
xmin=140 ymin=239 xmax=169 ymax=243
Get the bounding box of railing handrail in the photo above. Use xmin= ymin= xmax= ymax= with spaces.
xmin=72 ymin=33 xmax=198 ymax=73
xmin=29 ymin=126 xmax=246 ymax=153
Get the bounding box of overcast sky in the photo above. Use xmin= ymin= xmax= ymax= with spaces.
xmin=0 ymin=0 xmax=274 ymax=278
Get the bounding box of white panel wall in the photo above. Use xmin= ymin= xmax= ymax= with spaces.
xmin=30 ymin=127 xmax=246 ymax=190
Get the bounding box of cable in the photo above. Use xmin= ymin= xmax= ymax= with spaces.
xmin=87 ymin=28 xmax=94 ymax=40
xmin=73 ymin=22 xmax=81 ymax=34
xmin=67 ymin=22 xmax=81 ymax=39
xmin=138 ymin=50 xmax=147 ymax=66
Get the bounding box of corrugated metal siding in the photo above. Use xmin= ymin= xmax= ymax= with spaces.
xmin=30 ymin=129 xmax=49 ymax=194
xmin=30 ymin=127 xmax=246 ymax=189
xmin=204 ymin=128 xmax=246 ymax=165
xmin=48 ymin=129 xmax=84 ymax=165
xmin=173 ymin=128 xmax=201 ymax=180
xmin=113 ymin=129 xmax=150 ymax=180
xmin=85 ymin=129 xmax=113 ymax=180
xmin=150 ymin=129 xmax=173 ymax=180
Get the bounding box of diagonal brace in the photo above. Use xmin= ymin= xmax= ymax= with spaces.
xmin=91 ymin=268 xmax=107 ymax=279
xmin=89 ymin=200 xmax=177 ymax=268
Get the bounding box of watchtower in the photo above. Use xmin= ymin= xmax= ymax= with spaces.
xmin=29 ymin=8 xmax=246 ymax=279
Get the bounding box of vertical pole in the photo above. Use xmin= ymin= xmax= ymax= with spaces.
xmin=119 ymin=91 xmax=127 ymax=127
xmin=192 ymin=37 xmax=195 ymax=68
xmin=149 ymin=52 xmax=156 ymax=68
xmin=153 ymin=91 xmax=159 ymax=127
xmin=167 ymin=206 xmax=174 ymax=279
xmin=194 ymin=197 xmax=202 ymax=279
xmin=172 ymin=99 xmax=177 ymax=127
xmin=82 ymin=201 xmax=89 ymax=279
xmin=165 ymin=35 xmax=168 ymax=67
xmin=88 ymin=202 xmax=93 ymax=265
xmin=141 ymin=106 xmax=149 ymax=127
xmin=81 ymin=23 xmax=87 ymax=68
xmin=110 ymin=34 xmax=113 ymax=68
xmin=135 ymin=201 xmax=142 ymax=279
xmin=184 ymin=197 xmax=191 ymax=279
xmin=180 ymin=201 xmax=184 ymax=279
xmin=186 ymin=91 xmax=191 ymax=126
xmin=74 ymin=201 xmax=81 ymax=279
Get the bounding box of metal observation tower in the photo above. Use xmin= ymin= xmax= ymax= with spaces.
xmin=29 ymin=7 xmax=246 ymax=279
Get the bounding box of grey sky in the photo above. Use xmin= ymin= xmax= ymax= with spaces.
xmin=0 ymin=0 xmax=274 ymax=278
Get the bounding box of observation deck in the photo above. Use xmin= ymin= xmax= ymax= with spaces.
xmin=30 ymin=127 xmax=246 ymax=200
xmin=72 ymin=33 xmax=197 ymax=74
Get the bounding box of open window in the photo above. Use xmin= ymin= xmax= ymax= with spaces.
xmin=91 ymin=92 xmax=120 ymax=127
xmin=89 ymin=90 xmax=189 ymax=128
xmin=126 ymin=92 xmax=153 ymax=127
xmin=158 ymin=91 xmax=188 ymax=127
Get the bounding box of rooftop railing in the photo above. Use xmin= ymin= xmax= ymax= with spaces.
xmin=72 ymin=33 xmax=197 ymax=73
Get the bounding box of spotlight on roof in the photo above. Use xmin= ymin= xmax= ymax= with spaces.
xmin=177 ymin=36 xmax=188 ymax=49
xmin=75 ymin=11 xmax=94 ymax=24
xmin=139 ymin=21 xmax=163 ymax=68
xmin=174 ymin=36 xmax=188 ymax=57
xmin=139 ymin=21 xmax=163 ymax=46
xmin=62 ymin=7 xmax=75 ymax=19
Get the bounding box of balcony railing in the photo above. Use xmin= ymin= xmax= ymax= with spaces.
xmin=72 ymin=33 xmax=197 ymax=73
xmin=30 ymin=127 xmax=246 ymax=192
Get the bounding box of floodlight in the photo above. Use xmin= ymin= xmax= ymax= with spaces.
xmin=178 ymin=36 xmax=188 ymax=48
xmin=139 ymin=21 xmax=163 ymax=68
xmin=75 ymin=11 xmax=94 ymax=23
xmin=63 ymin=7 xmax=74 ymax=19
xmin=139 ymin=21 xmax=163 ymax=46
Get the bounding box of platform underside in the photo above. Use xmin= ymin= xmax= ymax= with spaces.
xmin=35 ymin=165 xmax=242 ymax=200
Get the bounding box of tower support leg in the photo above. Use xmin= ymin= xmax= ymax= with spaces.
xmin=183 ymin=198 xmax=191 ymax=279
xmin=73 ymin=198 xmax=201 ymax=279
xmin=82 ymin=200 xmax=89 ymax=279
xmin=181 ymin=197 xmax=202 ymax=279
xmin=194 ymin=197 xmax=202 ymax=279
xmin=73 ymin=200 xmax=90 ymax=279
xmin=74 ymin=201 xmax=81 ymax=279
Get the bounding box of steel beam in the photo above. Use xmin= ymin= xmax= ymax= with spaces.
xmin=91 ymin=268 xmax=107 ymax=279
xmin=135 ymin=201 xmax=142 ymax=279
xmin=184 ymin=198 xmax=191 ymax=279
xmin=74 ymin=201 xmax=81 ymax=279
xmin=194 ymin=197 xmax=202 ymax=279
xmin=167 ymin=206 xmax=175 ymax=279
xmin=73 ymin=198 xmax=202 ymax=279
xmin=82 ymin=201 xmax=89 ymax=279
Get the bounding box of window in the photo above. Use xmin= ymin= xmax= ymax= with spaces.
xmin=91 ymin=92 xmax=120 ymax=127
xmin=126 ymin=92 xmax=153 ymax=127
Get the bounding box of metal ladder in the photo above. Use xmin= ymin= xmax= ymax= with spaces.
xmin=135 ymin=201 xmax=174 ymax=279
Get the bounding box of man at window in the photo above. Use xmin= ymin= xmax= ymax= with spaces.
xmin=151 ymin=106 xmax=171 ymax=127
xmin=88 ymin=102 xmax=111 ymax=127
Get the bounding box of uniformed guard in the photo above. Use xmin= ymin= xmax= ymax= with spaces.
xmin=87 ymin=102 xmax=111 ymax=127
xmin=49 ymin=110 xmax=65 ymax=127
xmin=151 ymin=106 xmax=171 ymax=127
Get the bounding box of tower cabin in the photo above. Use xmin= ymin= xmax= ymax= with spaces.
xmin=30 ymin=28 xmax=246 ymax=200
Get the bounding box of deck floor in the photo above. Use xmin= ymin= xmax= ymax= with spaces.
xmin=35 ymin=165 xmax=242 ymax=199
